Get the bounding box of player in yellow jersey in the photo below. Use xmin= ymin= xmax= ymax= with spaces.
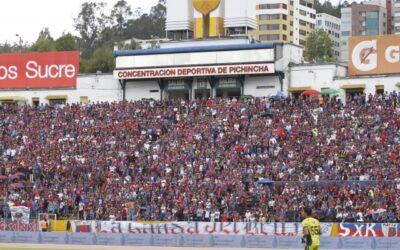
xmin=300 ymin=206 xmax=322 ymax=250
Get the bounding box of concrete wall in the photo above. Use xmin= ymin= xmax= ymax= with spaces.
xmin=244 ymin=75 xmax=280 ymax=97
xmin=0 ymin=74 xmax=121 ymax=106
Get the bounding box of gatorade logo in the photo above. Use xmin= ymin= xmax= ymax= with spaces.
xmin=351 ymin=40 xmax=377 ymax=72
xmin=349 ymin=35 xmax=400 ymax=76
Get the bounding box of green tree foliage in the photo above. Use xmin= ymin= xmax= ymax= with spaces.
xmin=116 ymin=39 xmax=142 ymax=50
xmin=55 ymin=33 xmax=78 ymax=51
xmin=111 ymin=0 xmax=132 ymax=37
xmin=304 ymin=29 xmax=336 ymax=63
xmin=81 ymin=45 xmax=114 ymax=73
xmin=0 ymin=41 xmax=26 ymax=54
xmin=31 ymin=28 xmax=56 ymax=52
xmin=124 ymin=0 xmax=166 ymax=39
xmin=315 ymin=0 xmax=341 ymax=18
xmin=74 ymin=2 xmax=110 ymax=59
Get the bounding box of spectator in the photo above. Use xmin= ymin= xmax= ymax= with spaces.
xmin=0 ymin=94 xmax=399 ymax=222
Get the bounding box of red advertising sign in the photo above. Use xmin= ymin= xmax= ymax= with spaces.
xmin=0 ymin=51 xmax=80 ymax=89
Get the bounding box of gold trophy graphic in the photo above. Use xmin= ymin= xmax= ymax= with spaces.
xmin=193 ymin=0 xmax=221 ymax=37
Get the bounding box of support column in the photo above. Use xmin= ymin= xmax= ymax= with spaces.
xmin=188 ymin=78 xmax=193 ymax=100
xmin=238 ymin=76 xmax=245 ymax=96
xmin=157 ymin=79 xmax=164 ymax=101
xmin=277 ymin=71 xmax=284 ymax=92
xmin=119 ymin=80 xmax=126 ymax=101
xmin=208 ymin=76 xmax=215 ymax=98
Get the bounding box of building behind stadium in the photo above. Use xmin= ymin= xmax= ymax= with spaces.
xmin=1 ymin=0 xmax=400 ymax=105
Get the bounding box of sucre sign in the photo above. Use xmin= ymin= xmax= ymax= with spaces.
xmin=115 ymin=63 xmax=274 ymax=79
xmin=0 ymin=51 xmax=80 ymax=89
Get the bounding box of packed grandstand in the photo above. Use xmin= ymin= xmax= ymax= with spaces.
xmin=1 ymin=93 xmax=399 ymax=224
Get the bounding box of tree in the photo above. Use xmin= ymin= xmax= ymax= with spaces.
xmin=149 ymin=0 xmax=166 ymax=38
xmin=316 ymin=0 xmax=341 ymax=18
xmin=55 ymin=33 xmax=78 ymax=51
xmin=116 ymin=39 xmax=142 ymax=50
xmin=85 ymin=45 xmax=115 ymax=73
xmin=111 ymin=0 xmax=132 ymax=37
xmin=31 ymin=28 xmax=56 ymax=52
xmin=74 ymin=2 xmax=110 ymax=59
xmin=304 ymin=29 xmax=336 ymax=63
xmin=124 ymin=0 xmax=166 ymax=40
xmin=0 ymin=42 xmax=14 ymax=53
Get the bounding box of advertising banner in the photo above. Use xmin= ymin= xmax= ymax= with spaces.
xmin=0 ymin=51 xmax=79 ymax=89
xmin=13 ymin=231 xmax=39 ymax=243
xmin=10 ymin=206 xmax=30 ymax=224
xmin=93 ymin=221 xmax=302 ymax=236
xmin=339 ymin=237 xmax=374 ymax=249
xmin=69 ymin=221 xmax=400 ymax=238
xmin=0 ymin=231 xmax=13 ymax=243
xmin=95 ymin=233 xmax=123 ymax=245
xmin=0 ymin=220 xmax=38 ymax=232
xmin=39 ymin=232 xmax=68 ymax=244
xmin=336 ymin=223 xmax=386 ymax=237
xmin=180 ymin=234 xmax=212 ymax=247
xmin=114 ymin=63 xmax=275 ymax=79
xmin=374 ymin=237 xmax=400 ymax=249
xmin=349 ymin=35 xmax=400 ymax=76
xmin=69 ymin=232 xmax=95 ymax=245
xmin=123 ymin=233 xmax=153 ymax=246
xmin=0 ymin=231 xmax=399 ymax=249
xmin=243 ymin=235 xmax=275 ymax=248
xmin=70 ymin=220 xmax=93 ymax=232
xmin=152 ymin=234 xmax=178 ymax=246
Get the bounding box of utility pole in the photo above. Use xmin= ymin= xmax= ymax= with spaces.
xmin=15 ymin=34 xmax=23 ymax=53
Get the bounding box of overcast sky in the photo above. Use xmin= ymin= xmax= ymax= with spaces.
xmin=0 ymin=0 xmax=347 ymax=45
xmin=0 ymin=0 xmax=159 ymax=44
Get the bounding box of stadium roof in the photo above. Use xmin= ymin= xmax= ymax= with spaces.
xmin=113 ymin=43 xmax=275 ymax=57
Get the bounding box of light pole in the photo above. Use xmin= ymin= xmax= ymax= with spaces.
xmin=15 ymin=34 xmax=23 ymax=53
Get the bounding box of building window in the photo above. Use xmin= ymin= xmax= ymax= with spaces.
xmin=259 ymin=3 xmax=281 ymax=9
xmin=259 ymin=34 xmax=280 ymax=40
xmin=259 ymin=14 xmax=280 ymax=20
xmin=365 ymin=11 xmax=379 ymax=35
xmin=341 ymin=31 xmax=350 ymax=36
xmin=259 ymin=24 xmax=280 ymax=30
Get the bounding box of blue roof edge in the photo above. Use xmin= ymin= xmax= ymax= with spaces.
xmin=113 ymin=43 xmax=275 ymax=57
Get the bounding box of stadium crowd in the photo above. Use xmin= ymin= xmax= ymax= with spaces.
xmin=0 ymin=92 xmax=400 ymax=223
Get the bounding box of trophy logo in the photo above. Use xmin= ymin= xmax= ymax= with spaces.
xmin=193 ymin=0 xmax=221 ymax=37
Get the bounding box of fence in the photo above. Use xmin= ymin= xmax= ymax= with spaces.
xmin=0 ymin=221 xmax=400 ymax=249
xmin=0 ymin=232 xmax=399 ymax=249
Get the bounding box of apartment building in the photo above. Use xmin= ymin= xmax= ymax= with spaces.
xmin=254 ymin=0 xmax=316 ymax=46
xmin=316 ymin=13 xmax=341 ymax=58
xmin=394 ymin=0 xmax=400 ymax=33
xmin=340 ymin=3 xmax=387 ymax=62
